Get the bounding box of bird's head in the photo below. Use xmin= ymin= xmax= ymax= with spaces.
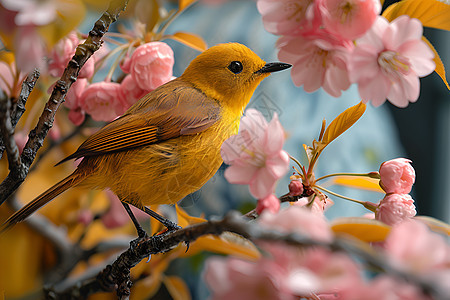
xmin=181 ymin=43 xmax=291 ymax=115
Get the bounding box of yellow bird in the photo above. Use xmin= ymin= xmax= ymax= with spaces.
xmin=1 ymin=43 xmax=291 ymax=235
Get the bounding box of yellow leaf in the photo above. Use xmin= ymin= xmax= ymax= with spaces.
xmin=183 ymin=232 xmax=261 ymax=260
xmin=163 ymin=276 xmax=191 ymax=300
xmin=383 ymin=0 xmax=450 ymax=31
xmin=0 ymin=51 xmax=14 ymax=65
xmin=331 ymin=217 xmax=391 ymax=242
xmin=178 ymin=0 xmax=198 ymax=11
xmin=380 ymin=0 xmax=385 ymax=6
xmin=414 ymin=216 xmax=450 ymax=235
xmin=130 ymin=273 xmax=162 ymax=300
xmin=331 ymin=176 xmax=384 ymax=193
xmin=38 ymin=0 xmax=86 ymax=48
xmin=322 ymin=102 xmax=366 ymax=146
xmin=165 ymin=32 xmax=207 ymax=52
xmin=422 ymin=36 xmax=450 ymax=90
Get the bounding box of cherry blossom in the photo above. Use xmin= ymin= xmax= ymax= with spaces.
xmin=1 ymin=0 xmax=57 ymax=26
xmin=375 ymin=193 xmax=416 ymax=226
xmin=348 ymin=16 xmax=435 ymax=107
xmin=256 ymin=194 xmax=281 ymax=214
xmin=257 ymin=0 xmax=316 ymax=36
xmin=79 ymin=81 xmax=126 ymax=122
xmin=384 ymin=220 xmax=450 ymax=273
xmin=379 ymin=158 xmax=415 ymax=194
xmin=121 ymin=42 xmax=174 ymax=91
xmin=259 ymin=205 xmax=333 ymax=242
xmin=221 ymin=109 xmax=290 ymax=199
xmin=120 ymin=74 xmax=149 ymax=107
xmin=278 ymin=35 xmax=352 ymax=97
xmin=320 ymin=0 xmax=381 ymax=40
xmin=48 ymin=32 xmax=95 ymax=79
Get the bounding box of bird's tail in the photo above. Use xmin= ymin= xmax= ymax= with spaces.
xmin=1 ymin=172 xmax=84 ymax=233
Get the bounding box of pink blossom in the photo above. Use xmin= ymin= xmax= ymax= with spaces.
xmin=345 ymin=275 xmax=431 ymax=300
xmin=294 ymin=197 xmax=334 ymax=215
xmin=48 ymin=32 xmax=94 ymax=79
xmin=1 ymin=0 xmax=57 ymax=26
xmin=384 ymin=220 xmax=450 ymax=274
xmin=320 ymin=0 xmax=381 ymax=40
xmin=66 ymin=78 xmax=88 ymax=125
xmin=120 ymin=74 xmax=149 ymax=107
xmin=278 ymin=35 xmax=352 ymax=97
xmin=121 ymin=42 xmax=174 ymax=91
xmin=256 ymin=194 xmax=280 ymax=215
xmin=0 ymin=60 xmax=16 ymax=96
xmin=101 ymin=191 xmax=147 ymax=229
xmin=221 ymin=109 xmax=290 ymax=199
xmin=204 ymin=256 xmax=297 ymax=300
xmin=259 ymin=205 xmax=333 ymax=242
xmin=379 ymin=158 xmax=415 ymax=194
xmin=375 ymin=194 xmax=416 ymax=226
xmin=348 ymin=16 xmax=435 ymax=107
xmin=79 ymin=81 xmax=127 ymax=122
xmin=14 ymin=25 xmax=46 ymax=73
xmin=257 ymin=0 xmax=316 ymax=36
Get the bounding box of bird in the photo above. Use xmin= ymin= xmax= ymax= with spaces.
xmin=1 ymin=43 xmax=291 ymax=236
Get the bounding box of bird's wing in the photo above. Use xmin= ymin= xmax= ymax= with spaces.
xmin=58 ymin=82 xmax=220 ymax=164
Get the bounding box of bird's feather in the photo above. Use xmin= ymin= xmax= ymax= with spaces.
xmin=58 ymin=80 xmax=221 ymax=164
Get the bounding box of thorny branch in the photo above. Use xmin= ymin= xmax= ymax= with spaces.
xmin=0 ymin=0 xmax=129 ymax=206
xmin=47 ymin=212 xmax=446 ymax=300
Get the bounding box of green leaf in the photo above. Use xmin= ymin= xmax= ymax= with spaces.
xmin=383 ymin=0 xmax=450 ymax=31
xmin=322 ymin=102 xmax=366 ymax=146
xmin=165 ymin=32 xmax=207 ymax=52
xmin=422 ymin=36 xmax=450 ymax=90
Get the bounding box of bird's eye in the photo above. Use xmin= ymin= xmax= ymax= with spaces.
xmin=228 ymin=61 xmax=243 ymax=74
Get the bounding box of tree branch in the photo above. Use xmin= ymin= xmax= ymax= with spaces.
xmin=0 ymin=0 xmax=129 ymax=206
xmin=0 ymin=69 xmax=40 ymax=161
xmin=48 ymin=212 xmax=445 ymax=300
xmin=0 ymin=90 xmax=22 ymax=171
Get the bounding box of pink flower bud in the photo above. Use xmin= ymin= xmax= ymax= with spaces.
xmin=121 ymin=42 xmax=174 ymax=91
xmin=379 ymin=158 xmax=415 ymax=194
xmin=79 ymin=81 xmax=127 ymax=122
xmin=288 ymin=180 xmax=303 ymax=196
xmin=256 ymin=194 xmax=280 ymax=215
xmin=375 ymin=194 xmax=416 ymax=226
xmin=48 ymin=32 xmax=94 ymax=79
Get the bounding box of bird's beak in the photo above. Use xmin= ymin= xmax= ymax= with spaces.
xmin=255 ymin=62 xmax=292 ymax=74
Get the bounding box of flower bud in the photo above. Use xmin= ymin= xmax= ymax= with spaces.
xmin=288 ymin=180 xmax=303 ymax=196
xmin=379 ymin=158 xmax=415 ymax=194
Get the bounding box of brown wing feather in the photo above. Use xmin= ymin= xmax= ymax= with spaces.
xmin=58 ymin=79 xmax=220 ymax=164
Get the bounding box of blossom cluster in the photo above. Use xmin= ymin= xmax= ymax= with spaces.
xmin=205 ymin=206 xmax=450 ymax=299
xmin=376 ymin=158 xmax=417 ymax=226
xmin=48 ymin=37 xmax=175 ymax=124
xmin=257 ymin=0 xmax=436 ymax=107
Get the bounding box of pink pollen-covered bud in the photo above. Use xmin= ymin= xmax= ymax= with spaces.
xmin=289 ymin=180 xmax=304 ymax=196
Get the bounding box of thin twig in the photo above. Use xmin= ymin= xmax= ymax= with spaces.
xmin=0 ymin=69 xmax=40 ymax=161
xmin=0 ymin=90 xmax=21 ymax=170
xmin=0 ymin=0 xmax=129 ymax=206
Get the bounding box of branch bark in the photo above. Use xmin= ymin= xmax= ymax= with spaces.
xmin=0 ymin=0 xmax=129 ymax=206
